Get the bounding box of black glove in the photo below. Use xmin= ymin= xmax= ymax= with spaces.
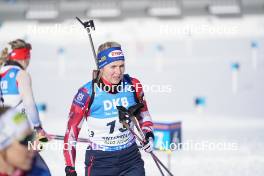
xmin=65 ymin=166 xmax=77 ymax=176
xmin=34 ymin=125 xmax=49 ymax=142
xmin=142 ymin=131 xmax=155 ymax=153
xmin=144 ymin=131 xmax=154 ymax=141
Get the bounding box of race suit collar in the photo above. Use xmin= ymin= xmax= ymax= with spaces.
xmin=4 ymin=60 xmax=24 ymax=70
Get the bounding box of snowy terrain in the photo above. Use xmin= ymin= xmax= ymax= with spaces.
xmin=0 ymin=16 xmax=264 ymax=175
xmin=40 ymin=113 xmax=264 ymax=176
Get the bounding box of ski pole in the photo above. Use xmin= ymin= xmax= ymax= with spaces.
xmin=131 ymin=116 xmax=174 ymax=176
xmin=150 ymin=152 xmax=165 ymax=176
xmin=48 ymin=134 xmax=92 ymax=144
xmin=76 ymin=17 xmax=98 ymax=69
xmin=121 ymin=121 xmax=166 ymax=176
xmin=117 ymin=105 xmax=174 ymax=176
xmin=76 ymin=17 xmax=100 ymax=80
xmin=150 ymin=152 xmax=174 ymax=176
xmin=126 ymin=122 xmax=172 ymax=176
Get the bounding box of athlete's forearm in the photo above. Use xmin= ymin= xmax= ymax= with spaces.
xmin=131 ymin=77 xmax=154 ymax=132
xmin=22 ymin=99 xmax=40 ymax=128
xmin=64 ymin=89 xmax=90 ymax=166
xmin=139 ymin=100 xmax=153 ymax=132
xmin=63 ymin=108 xmax=84 ymax=166
xmin=17 ymin=71 xmax=41 ymax=127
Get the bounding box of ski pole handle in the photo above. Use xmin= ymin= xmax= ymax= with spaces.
xmin=76 ymin=17 xmax=99 ymax=70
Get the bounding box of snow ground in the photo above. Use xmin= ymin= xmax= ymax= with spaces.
xmin=40 ymin=113 xmax=264 ymax=176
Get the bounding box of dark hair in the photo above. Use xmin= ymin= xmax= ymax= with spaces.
xmin=0 ymin=106 xmax=11 ymax=116
xmin=8 ymin=39 xmax=31 ymax=50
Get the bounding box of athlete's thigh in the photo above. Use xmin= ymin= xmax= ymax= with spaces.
xmin=85 ymin=150 xmax=118 ymax=176
xmin=118 ymin=160 xmax=145 ymax=176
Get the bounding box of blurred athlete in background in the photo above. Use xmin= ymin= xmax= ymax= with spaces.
xmin=0 ymin=106 xmax=51 ymax=176
xmin=0 ymin=39 xmax=48 ymax=141
xmin=0 ymin=39 xmax=51 ymax=176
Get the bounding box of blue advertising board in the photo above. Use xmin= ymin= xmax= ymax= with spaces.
xmin=153 ymin=122 xmax=182 ymax=150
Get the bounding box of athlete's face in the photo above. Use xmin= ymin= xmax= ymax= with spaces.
xmin=5 ymin=131 xmax=34 ymax=171
xmin=101 ymin=60 xmax=125 ymax=84
xmin=22 ymin=59 xmax=30 ymax=69
xmin=18 ymin=59 xmax=30 ymax=70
